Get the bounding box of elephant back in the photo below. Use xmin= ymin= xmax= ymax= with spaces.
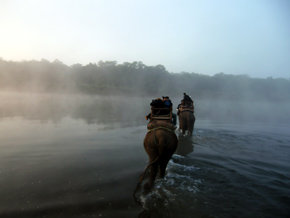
xmin=147 ymin=120 xmax=176 ymax=132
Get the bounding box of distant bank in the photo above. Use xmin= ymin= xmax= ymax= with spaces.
xmin=0 ymin=58 xmax=289 ymax=101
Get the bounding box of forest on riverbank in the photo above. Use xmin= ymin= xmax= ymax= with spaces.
xmin=0 ymin=58 xmax=289 ymax=101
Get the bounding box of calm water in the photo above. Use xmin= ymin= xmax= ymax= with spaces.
xmin=0 ymin=93 xmax=290 ymax=218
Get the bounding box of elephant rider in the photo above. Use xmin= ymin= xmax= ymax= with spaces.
xmin=146 ymin=98 xmax=163 ymax=120
xmin=183 ymin=93 xmax=193 ymax=106
xmin=162 ymin=96 xmax=172 ymax=108
xmin=177 ymin=98 xmax=194 ymax=115
xmin=146 ymin=97 xmax=176 ymax=125
xmin=162 ymin=96 xmax=177 ymax=126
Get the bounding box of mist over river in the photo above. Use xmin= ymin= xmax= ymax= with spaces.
xmin=0 ymin=93 xmax=289 ymax=218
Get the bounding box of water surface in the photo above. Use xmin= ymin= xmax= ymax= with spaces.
xmin=0 ymin=94 xmax=289 ymax=218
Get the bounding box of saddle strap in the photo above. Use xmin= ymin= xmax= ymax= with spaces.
xmin=147 ymin=126 xmax=175 ymax=133
xmin=180 ymin=109 xmax=194 ymax=113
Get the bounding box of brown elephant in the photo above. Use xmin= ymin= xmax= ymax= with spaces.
xmin=134 ymin=121 xmax=178 ymax=201
xmin=178 ymin=110 xmax=195 ymax=135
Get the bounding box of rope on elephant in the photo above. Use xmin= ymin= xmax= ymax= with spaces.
xmin=147 ymin=126 xmax=175 ymax=134
xmin=179 ymin=105 xmax=194 ymax=113
xmin=180 ymin=109 xmax=194 ymax=113
xmin=179 ymin=106 xmax=194 ymax=113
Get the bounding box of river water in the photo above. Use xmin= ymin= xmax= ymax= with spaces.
xmin=0 ymin=93 xmax=289 ymax=218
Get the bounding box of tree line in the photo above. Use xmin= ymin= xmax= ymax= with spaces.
xmin=0 ymin=58 xmax=289 ymax=101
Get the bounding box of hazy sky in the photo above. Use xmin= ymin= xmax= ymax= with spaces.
xmin=0 ymin=0 xmax=289 ymax=78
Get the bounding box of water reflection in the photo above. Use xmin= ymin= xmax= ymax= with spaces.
xmin=175 ymin=135 xmax=194 ymax=156
xmin=2 ymin=92 xmax=290 ymax=125
xmin=0 ymin=93 xmax=148 ymax=126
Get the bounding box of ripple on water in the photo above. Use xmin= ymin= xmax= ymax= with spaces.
xmin=139 ymin=155 xmax=203 ymax=217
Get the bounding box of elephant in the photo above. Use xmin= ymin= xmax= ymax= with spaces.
xmin=178 ymin=110 xmax=195 ymax=136
xmin=134 ymin=121 xmax=178 ymax=202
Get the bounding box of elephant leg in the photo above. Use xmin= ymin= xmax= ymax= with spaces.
xmin=159 ymin=142 xmax=176 ymax=178
xmin=188 ymin=121 xmax=193 ymax=136
xmin=159 ymin=156 xmax=170 ymax=178
xmin=188 ymin=114 xmax=195 ymax=136
xmin=144 ymin=161 xmax=158 ymax=193
xmin=192 ymin=116 xmax=195 ymax=134
xmin=142 ymin=146 xmax=159 ymax=193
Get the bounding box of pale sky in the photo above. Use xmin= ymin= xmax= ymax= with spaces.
xmin=0 ymin=0 xmax=289 ymax=78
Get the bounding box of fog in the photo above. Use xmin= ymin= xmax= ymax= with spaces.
xmin=0 ymin=58 xmax=290 ymax=125
xmin=1 ymin=92 xmax=289 ymax=127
